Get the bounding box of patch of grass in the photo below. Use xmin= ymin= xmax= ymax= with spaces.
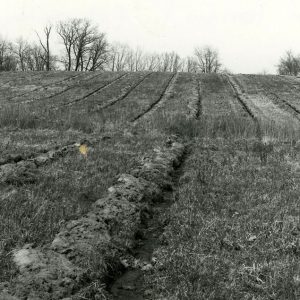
xmin=147 ymin=137 xmax=300 ymax=299
xmin=0 ymin=104 xmax=107 ymax=134
xmin=142 ymin=111 xmax=201 ymax=139
xmin=0 ymin=105 xmax=41 ymax=129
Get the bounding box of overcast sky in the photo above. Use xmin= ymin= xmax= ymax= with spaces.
xmin=0 ymin=0 xmax=300 ymax=74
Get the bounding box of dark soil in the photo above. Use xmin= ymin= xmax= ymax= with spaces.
xmin=109 ymin=146 xmax=190 ymax=300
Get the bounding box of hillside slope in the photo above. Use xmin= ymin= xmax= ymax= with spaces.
xmin=1 ymin=72 xmax=300 ymax=299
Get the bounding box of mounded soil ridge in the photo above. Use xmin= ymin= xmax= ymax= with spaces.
xmin=0 ymin=137 xmax=185 ymax=300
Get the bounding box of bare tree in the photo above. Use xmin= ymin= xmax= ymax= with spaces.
xmin=159 ymin=52 xmax=171 ymax=72
xmin=26 ymin=45 xmax=48 ymax=71
xmin=194 ymin=46 xmax=221 ymax=73
xmin=14 ymin=38 xmax=30 ymax=71
xmin=171 ymin=52 xmax=182 ymax=72
xmin=125 ymin=47 xmax=146 ymax=71
xmin=144 ymin=53 xmax=160 ymax=71
xmin=157 ymin=52 xmax=182 ymax=72
xmin=0 ymin=38 xmax=17 ymax=71
xmin=134 ymin=48 xmax=146 ymax=71
xmin=57 ymin=19 xmax=109 ymax=71
xmin=36 ymin=25 xmax=52 ymax=71
xmin=85 ymin=33 xmax=108 ymax=71
xmin=183 ymin=56 xmax=198 ymax=73
xmin=57 ymin=20 xmax=78 ymax=71
xmin=108 ymin=42 xmax=130 ymax=71
xmin=72 ymin=19 xmax=97 ymax=71
xmin=277 ymin=51 xmax=300 ymax=76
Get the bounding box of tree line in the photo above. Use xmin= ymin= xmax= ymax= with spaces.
xmin=0 ymin=18 xmax=222 ymax=73
xmin=277 ymin=50 xmax=300 ymax=76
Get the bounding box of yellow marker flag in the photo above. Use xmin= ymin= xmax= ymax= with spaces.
xmin=79 ymin=144 xmax=88 ymax=157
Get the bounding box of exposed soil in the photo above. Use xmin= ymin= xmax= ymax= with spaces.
xmin=109 ymin=144 xmax=191 ymax=300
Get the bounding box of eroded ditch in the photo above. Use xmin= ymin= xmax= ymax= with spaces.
xmin=109 ymin=143 xmax=191 ymax=299
xmin=0 ymin=136 xmax=188 ymax=300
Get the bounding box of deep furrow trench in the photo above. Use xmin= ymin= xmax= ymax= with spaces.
xmin=109 ymin=142 xmax=193 ymax=300
xmin=0 ymin=138 xmax=188 ymax=300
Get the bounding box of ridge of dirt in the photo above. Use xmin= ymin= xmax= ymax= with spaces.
xmin=0 ymin=142 xmax=78 ymax=186
xmin=0 ymin=134 xmax=113 ymax=186
xmin=0 ymin=137 xmax=185 ymax=300
xmin=0 ymin=142 xmax=74 ymax=167
xmin=109 ymin=141 xmax=191 ymax=300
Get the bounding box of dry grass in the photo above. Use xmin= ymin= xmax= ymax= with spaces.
xmin=146 ymin=116 xmax=300 ymax=299
xmin=2 ymin=72 xmax=300 ymax=299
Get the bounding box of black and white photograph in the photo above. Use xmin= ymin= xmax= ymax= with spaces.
xmin=0 ymin=0 xmax=300 ymax=299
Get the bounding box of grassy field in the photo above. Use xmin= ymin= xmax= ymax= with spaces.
xmin=1 ymin=71 xmax=300 ymax=299
xmin=146 ymin=117 xmax=300 ymax=299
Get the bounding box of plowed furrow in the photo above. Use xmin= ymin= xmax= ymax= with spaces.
xmin=97 ymin=72 xmax=153 ymax=111
xmin=267 ymin=91 xmax=300 ymax=115
xmin=131 ymin=73 xmax=177 ymax=122
xmin=226 ymin=75 xmax=256 ymax=120
xmin=6 ymin=73 xmax=82 ymax=101
xmin=53 ymin=73 xmax=129 ymax=108
xmin=17 ymin=72 xmax=105 ymax=105
xmin=195 ymin=78 xmax=202 ymax=119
